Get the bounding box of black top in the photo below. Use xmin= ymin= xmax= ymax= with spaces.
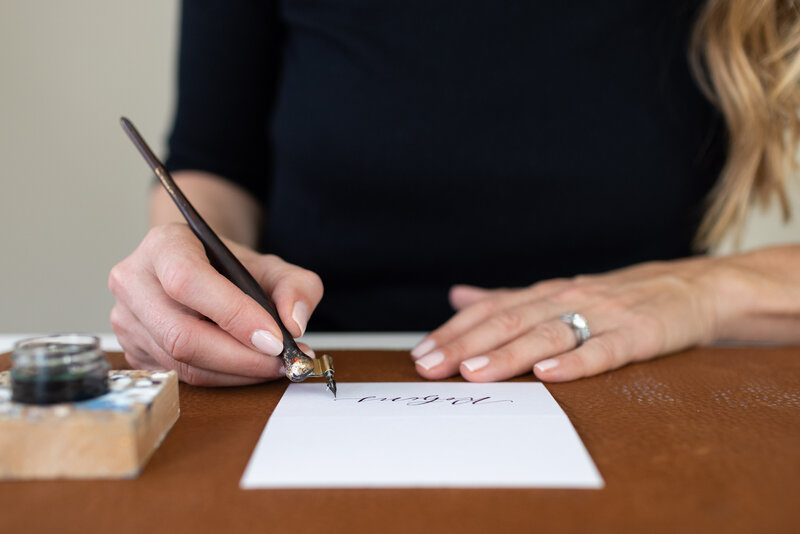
xmin=166 ymin=0 xmax=725 ymax=331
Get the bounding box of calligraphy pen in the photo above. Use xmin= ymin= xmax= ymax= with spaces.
xmin=120 ymin=117 xmax=336 ymax=397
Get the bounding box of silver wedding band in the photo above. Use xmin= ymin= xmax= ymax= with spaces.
xmin=560 ymin=312 xmax=591 ymax=347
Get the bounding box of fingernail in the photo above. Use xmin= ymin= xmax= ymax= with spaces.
xmin=461 ymin=355 xmax=490 ymax=372
xmin=292 ymin=301 xmax=309 ymax=336
xmin=251 ymin=330 xmax=284 ymax=356
xmin=304 ymin=348 xmax=316 ymax=358
xmin=411 ymin=338 xmax=436 ymax=359
xmin=415 ymin=350 xmax=444 ymax=370
xmin=534 ymin=358 xmax=559 ymax=373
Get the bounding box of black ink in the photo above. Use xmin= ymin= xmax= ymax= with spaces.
xmin=11 ymin=373 xmax=108 ymax=405
xmin=334 ymin=394 xmax=514 ymax=406
xmin=11 ymin=336 xmax=109 ymax=405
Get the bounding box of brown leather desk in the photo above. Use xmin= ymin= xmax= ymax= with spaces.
xmin=2 ymin=347 xmax=798 ymax=534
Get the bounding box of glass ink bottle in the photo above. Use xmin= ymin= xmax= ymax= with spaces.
xmin=11 ymin=334 xmax=109 ymax=404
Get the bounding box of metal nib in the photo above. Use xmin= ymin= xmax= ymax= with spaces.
xmin=326 ymin=372 xmax=337 ymax=398
xmin=308 ymin=354 xmax=336 ymax=398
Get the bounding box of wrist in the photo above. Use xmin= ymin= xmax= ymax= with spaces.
xmin=701 ymin=255 xmax=756 ymax=341
xmin=703 ymin=247 xmax=800 ymax=342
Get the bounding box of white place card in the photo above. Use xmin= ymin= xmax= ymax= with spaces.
xmin=241 ymin=382 xmax=603 ymax=489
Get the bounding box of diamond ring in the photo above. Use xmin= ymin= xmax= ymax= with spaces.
xmin=560 ymin=312 xmax=591 ymax=347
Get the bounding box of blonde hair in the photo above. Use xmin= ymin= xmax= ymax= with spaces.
xmin=690 ymin=0 xmax=800 ymax=248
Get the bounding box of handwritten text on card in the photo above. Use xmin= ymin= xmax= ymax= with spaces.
xmin=335 ymin=394 xmax=514 ymax=406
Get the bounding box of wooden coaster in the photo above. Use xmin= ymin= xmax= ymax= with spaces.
xmin=0 ymin=369 xmax=179 ymax=479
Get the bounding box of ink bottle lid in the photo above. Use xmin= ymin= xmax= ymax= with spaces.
xmin=11 ymin=334 xmax=110 ymax=405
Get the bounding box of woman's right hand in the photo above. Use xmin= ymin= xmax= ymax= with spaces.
xmin=108 ymin=223 xmax=324 ymax=386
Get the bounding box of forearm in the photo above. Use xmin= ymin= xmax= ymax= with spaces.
xmin=711 ymin=244 xmax=800 ymax=343
xmin=149 ymin=170 xmax=262 ymax=248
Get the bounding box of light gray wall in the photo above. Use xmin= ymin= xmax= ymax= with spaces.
xmin=0 ymin=1 xmax=797 ymax=333
xmin=0 ymin=1 xmax=178 ymax=332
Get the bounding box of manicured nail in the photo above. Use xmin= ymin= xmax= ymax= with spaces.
xmin=415 ymin=350 xmax=444 ymax=370
xmin=534 ymin=358 xmax=559 ymax=373
xmin=461 ymin=355 xmax=490 ymax=372
xmin=411 ymin=338 xmax=436 ymax=359
xmin=251 ymin=330 xmax=284 ymax=356
xmin=304 ymin=348 xmax=316 ymax=358
xmin=292 ymin=301 xmax=309 ymax=336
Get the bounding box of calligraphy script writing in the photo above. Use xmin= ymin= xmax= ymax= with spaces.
xmin=335 ymin=395 xmax=514 ymax=406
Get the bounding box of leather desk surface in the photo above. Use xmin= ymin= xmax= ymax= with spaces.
xmin=1 ymin=347 xmax=798 ymax=534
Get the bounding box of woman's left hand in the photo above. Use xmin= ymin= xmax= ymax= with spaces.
xmin=411 ymin=256 xmax=732 ymax=382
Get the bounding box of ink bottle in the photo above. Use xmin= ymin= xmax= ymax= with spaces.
xmin=11 ymin=334 xmax=109 ymax=404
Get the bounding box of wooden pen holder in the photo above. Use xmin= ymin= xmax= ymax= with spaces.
xmin=0 ymin=369 xmax=179 ymax=479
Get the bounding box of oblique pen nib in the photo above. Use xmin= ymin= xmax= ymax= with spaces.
xmin=326 ymin=373 xmax=337 ymax=398
xmin=311 ymin=354 xmax=336 ymax=398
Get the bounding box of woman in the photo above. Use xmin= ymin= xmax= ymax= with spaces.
xmin=109 ymin=0 xmax=800 ymax=386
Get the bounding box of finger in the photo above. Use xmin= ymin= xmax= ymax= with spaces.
xmin=148 ymin=242 xmax=289 ymax=355
xmin=411 ymin=279 xmax=572 ymax=359
xmin=457 ymin=320 xmax=581 ymax=382
xmin=448 ymin=284 xmax=491 ymax=310
xmin=122 ymin=269 xmax=286 ymax=378
xmin=125 ymin=347 xmax=271 ymax=387
xmin=414 ymin=300 xmax=561 ymax=372
xmin=111 ymin=303 xmax=155 ymax=367
xmin=296 ymin=341 xmax=316 ymax=358
xmin=113 ymin=302 xmax=271 ymax=386
xmin=419 ymin=310 xmax=611 ymax=382
xmin=533 ymin=329 xmax=631 ymax=382
xmin=249 ymin=255 xmax=324 ymax=338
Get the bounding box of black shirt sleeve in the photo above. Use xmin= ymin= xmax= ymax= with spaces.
xmin=165 ymin=0 xmax=280 ymax=202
